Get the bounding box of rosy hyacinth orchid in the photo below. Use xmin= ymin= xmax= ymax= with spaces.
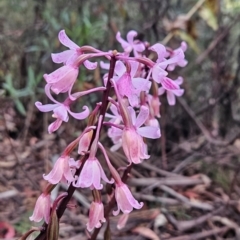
xmin=122 ymin=105 xmax=161 ymax=164
xmin=73 ymin=157 xmax=114 ymax=190
xmin=150 ymin=43 xmax=185 ymax=84
xmin=51 ymin=30 xmax=97 ymax=70
xmin=166 ymin=41 xmax=188 ymax=71
xmin=43 ymin=155 xmax=75 ymax=184
xmin=113 ymin=182 xmax=143 ymax=216
xmin=158 ymin=77 xmax=184 ymax=106
xmin=35 ymin=85 xmax=105 ymax=133
xmin=29 ymin=193 xmax=51 ymax=223
xmin=43 ymin=65 xmax=79 ymax=99
xmin=86 ymin=201 xmax=106 ymax=232
xmin=116 ymin=30 xmax=145 ymax=56
xmin=113 ymin=60 xmax=151 ymax=107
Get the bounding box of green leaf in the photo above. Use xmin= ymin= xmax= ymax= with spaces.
xmin=14 ymin=99 xmax=26 ymax=116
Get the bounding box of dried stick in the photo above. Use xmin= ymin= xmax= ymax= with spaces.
xmin=162 ymin=206 xmax=224 ymax=232
xmin=177 ymin=97 xmax=228 ymax=146
xmin=166 ymin=226 xmax=229 ymax=240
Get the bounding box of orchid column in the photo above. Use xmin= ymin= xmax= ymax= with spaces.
xmin=27 ymin=29 xmax=187 ymax=240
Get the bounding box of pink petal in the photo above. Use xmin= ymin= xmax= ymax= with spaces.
xmin=100 ymin=61 xmax=110 ymax=70
xmin=161 ymin=77 xmax=180 ymax=91
xmin=135 ymin=106 xmax=149 ymax=128
xmin=50 ymin=67 xmax=79 ymax=94
xmin=127 ymin=107 xmax=136 ymax=125
xmin=116 ymin=73 xmax=132 ymax=97
xmin=137 ymin=126 xmax=161 ymax=139
xmin=172 ymin=89 xmax=184 ymax=96
xmin=58 ymin=30 xmax=79 ymax=50
xmin=91 ymin=161 xmax=103 ymax=190
xmin=158 ymin=87 xmax=165 ymax=95
xmin=83 ymin=59 xmax=98 ymax=70
xmin=110 ymin=104 xmax=119 ymax=117
xmin=132 ymin=77 xmax=151 ymax=92
xmin=152 ymin=65 xmax=168 ymax=83
xmin=174 ymin=76 xmax=184 ymax=85
xmin=43 ymin=157 xmax=64 ymax=183
xmin=116 ymin=32 xmax=130 ymax=51
xmin=178 ymin=59 xmax=188 ymax=67
xmin=53 ymin=105 xmax=69 ymax=122
xmin=128 ymin=94 xmax=139 ymax=107
xmin=115 ymin=60 xmax=126 ymax=76
xmin=134 ymin=42 xmax=145 ymax=53
xmin=117 ymin=213 xmax=129 ymax=230
xmin=35 ymin=102 xmax=59 ymax=112
xmin=87 ymin=202 xmax=105 ymax=232
xmin=181 ymin=41 xmax=188 ymax=52
xmin=126 ymin=30 xmax=137 ymax=44
xmin=149 ymin=43 xmax=166 ymax=62
xmin=78 ymin=130 xmax=93 ymax=155
xmin=129 ymin=60 xmax=139 ymax=77
xmin=97 ymin=161 xmax=114 ymax=184
xmin=161 ymin=49 xmax=184 ymax=66
xmin=67 ymin=106 xmax=89 ymax=120
xmin=51 ymin=50 xmax=74 ymax=64
xmin=48 ymin=118 xmax=63 ymax=133
xmin=44 ymin=84 xmax=60 ymax=104
xmin=166 ymin=91 xmax=176 ymax=105
xmin=44 ymin=66 xmax=70 ymax=84
xmin=121 ymin=184 xmax=143 ymax=210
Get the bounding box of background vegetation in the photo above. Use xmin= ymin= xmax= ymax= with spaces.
xmin=1 ymin=0 xmax=240 ymax=239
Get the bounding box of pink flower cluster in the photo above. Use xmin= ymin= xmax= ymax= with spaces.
xmin=30 ymin=29 xmax=187 ymax=232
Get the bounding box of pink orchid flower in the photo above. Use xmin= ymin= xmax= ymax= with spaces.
xmin=29 ymin=193 xmax=51 ymax=223
xmin=73 ymin=156 xmax=114 ymax=190
xmin=51 ymin=30 xmax=97 ymax=70
xmin=113 ymin=182 xmax=143 ymax=216
xmin=116 ymin=30 xmax=145 ymax=56
xmin=43 ymin=65 xmax=79 ymax=99
xmin=86 ymin=201 xmax=106 ymax=232
xmin=113 ymin=60 xmax=151 ymax=107
xmin=122 ymin=105 xmax=161 ymax=164
xmin=158 ymin=77 xmax=184 ymax=105
xmin=166 ymin=42 xmax=188 ymax=71
xmin=150 ymin=43 xmax=185 ymax=84
xmin=43 ymin=155 xmax=75 ymax=184
xmin=35 ymin=85 xmax=104 ymax=133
